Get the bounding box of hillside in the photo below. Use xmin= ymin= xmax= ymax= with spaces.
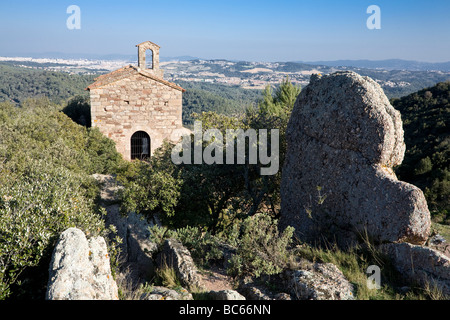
xmin=0 ymin=64 xmax=261 ymax=126
xmin=393 ymin=81 xmax=450 ymax=223
xmin=177 ymin=80 xmax=261 ymax=126
xmin=0 ymin=99 xmax=126 ymax=299
xmin=0 ymin=64 xmax=95 ymax=104
xmin=3 ymin=61 xmax=450 ymax=130
xmin=3 ymin=57 xmax=450 ymax=101
xmin=301 ymin=59 xmax=450 ymax=72
xmin=0 ymin=71 xmax=449 ymax=301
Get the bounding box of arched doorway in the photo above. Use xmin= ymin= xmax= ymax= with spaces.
xmin=131 ymin=131 xmax=151 ymax=160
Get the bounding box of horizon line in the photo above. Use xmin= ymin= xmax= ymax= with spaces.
xmin=0 ymin=52 xmax=450 ymax=65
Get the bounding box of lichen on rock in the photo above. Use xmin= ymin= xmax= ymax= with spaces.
xmin=280 ymin=71 xmax=431 ymax=246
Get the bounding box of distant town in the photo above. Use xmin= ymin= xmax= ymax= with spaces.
xmin=0 ymin=56 xmax=130 ymax=75
xmin=1 ymin=56 xmax=448 ymax=97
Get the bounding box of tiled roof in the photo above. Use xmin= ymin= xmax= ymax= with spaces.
xmin=86 ymin=65 xmax=185 ymax=92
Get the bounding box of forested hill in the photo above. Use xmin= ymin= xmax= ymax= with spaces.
xmin=0 ymin=64 xmax=95 ymax=104
xmin=0 ymin=64 xmax=261 ymax=126
xmin=393 ymin=81 xmax=450 ymax=223
xmin=176 ymin=80 xmax=261 ymax=126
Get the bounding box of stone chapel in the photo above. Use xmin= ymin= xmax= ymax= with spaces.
xmin=87 ymin=41 xmax=190 ymax=160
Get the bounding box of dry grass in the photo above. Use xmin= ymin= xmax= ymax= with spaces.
xmin=155 ymin=263 xmax=181 ymax=289
xmin=115 ymin=266 xmax=154 ymax=300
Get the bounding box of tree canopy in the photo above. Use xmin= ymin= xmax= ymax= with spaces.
xmin=393 ymin=81 xmax=450 ymax=223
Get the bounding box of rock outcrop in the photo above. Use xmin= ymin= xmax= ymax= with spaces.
xmin=285 ymin=262 xmax=354 ymax=300
xmin=380 ymin=243 xmax=450 ymax=296
xmin=156 ymin=239 xmax=202 ymax=290
xmin=209 ymin=290 xmax=246 ymax=300
xmin=280 ymin=71 xmax=431 ymax=246
xmin=237 ymin=284 xmax=277 ymax=300
xmin=46 ymin=228 xmax=119 ymax=300
xmin=93 ymin=174 xmax=158 ymax=287
xmin=140 ymin=286 xmax=193 ymax=300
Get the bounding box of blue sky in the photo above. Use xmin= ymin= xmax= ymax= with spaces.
xmin=0 ymin=0 xmax=449 ymax=62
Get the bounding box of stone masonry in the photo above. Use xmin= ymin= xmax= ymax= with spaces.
xmin=87 ymin=41 xmax=190 ymax=160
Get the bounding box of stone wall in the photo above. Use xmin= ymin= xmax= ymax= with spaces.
xmin=90 ymin=70 xmax=189 ymax=160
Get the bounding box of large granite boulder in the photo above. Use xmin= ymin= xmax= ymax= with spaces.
xmin=46 ymin=228 xmax=119 ymax=300
xmin=280 ymin=71 xmax=431 ymax=246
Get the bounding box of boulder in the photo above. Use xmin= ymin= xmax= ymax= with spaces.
xmin=46 ymin=228 xmax=119 ymax=300
xmin=428 ymin=234 xmax=450 ymax=259
xmin=140 ymin=286 xmax=193 ymax=300
xmin=237 ymin=284 xmax=274 ymax=301
xmin=156 ymin=239 xmax=202 ymax=290
xmin=125 ymin=211 xmax=158 ymax=281
xmin=237 ymin=275 xmax=292 ymax=300
xmin=280 ymin=71 xmax=431 ymax=246
xmin=379 ymin=243 xmax=450 ymax=297
xmin=285 ymin=262 xmax=354 ymax=300
xmin=209 ymin=289 xmax=246 ymax=300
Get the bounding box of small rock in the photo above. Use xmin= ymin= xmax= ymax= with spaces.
xmin=430 ymin=234 xmax=446 ymax=246
xmin=209 ymin=289 xmax=246 ymax=300
xmin=141 ymin=286 xmax=193 ymax=300
xmin=286 ymin=262 xmax=354 ymax=300
xmin=238 ymin=282 xmax=274 ymax=300
xmin=273 ymin=292 xmax=292 ymax=300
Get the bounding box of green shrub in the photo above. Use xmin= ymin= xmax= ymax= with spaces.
xmin=173 ymin=226 xmax=223 ymax=267
xmin=118 ymin=153 xmax=182 ymax=224
xmin=62 ymin=95 xmax=91 ymax=127
xmin=228 ymin=213 xmax=295 ymax=278
xmin=0 ymin=161 xmax=105 ymax=298
xmin=148 ymin=224 xmax=222 ymax=268
xmin=148 ymin=213 xmax=295 ymax=278
xmin=0 ymin=98 xmax=124 ymax=299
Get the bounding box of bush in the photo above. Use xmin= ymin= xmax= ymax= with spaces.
xmin=118 ymin=150 xmax=182 ymax=224
xmin=0 ymin=161 xmax=105 ymax=298
xmin=148 ymin=215 xmax=295 ymax=279
xmin=174 ymin=226 xmax=223 ymax=267
xmin=0 ymin=98 xmax=124 ymax=299
xmin=148 ymin=225 xmax=223 ymax=268
xmin=62 ymin=95 xmax=91 ymax=127
xmin=228 ymin=213 xmax=295 ymax=278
